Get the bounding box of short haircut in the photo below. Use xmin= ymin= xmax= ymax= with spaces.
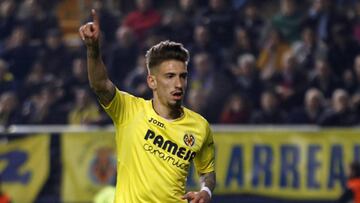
xmin=145 ymin=40 xmax=190 ymax=73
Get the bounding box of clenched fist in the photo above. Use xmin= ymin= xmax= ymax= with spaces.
xmin=182 ymin=191 xmax=211 ymax=203
xmin=79 ymin=9 xmax=100 ymax=48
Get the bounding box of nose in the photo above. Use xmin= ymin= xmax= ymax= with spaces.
xmin=175 ymin=76 xmax=183 ymax=89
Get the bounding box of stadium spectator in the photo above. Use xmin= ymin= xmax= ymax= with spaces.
xmin=219 ymin=94 xmax=251 ymax=124
xmin=189 ymin=52 xmax=230 ymax=122
xmin=0 ymin=26 xmax=37 ymax=81
xmin=197 ymin=0 xmax=234 ymax=46
xmin=177 ymin=0 xmax=198 ymax=42
xmin=39 ymin=29 xmax=71 ymax=78
xmin=107 ymin=26 xmax=139 ymax=87
xmin=229 ymin=53 xmax=262 ymax=103
xmin=61 ymin=57 xmax=90 ymax=113
xmin=122 ymin=0 xmax=162 ymax=42
xmin=232 ymin=0 xmax=250 ymax=10
xmin=0 ymin=59 xmax=15 ymax=94
xmin=22 ymin=59 xmax=56 ymax=100
xmin=304 ymin=0 xmax=349 ymax=43
xmin=343 ymin=68 xmax=357 ymax=95
xmin=188 ymin=24 xmax=221 ymax=65
xmin=189 ymin=53 xmax=216 ymax=98
xmin=21 ymin=86 xmax=66 ymax=124
xmin=328 ymin=23 xmax=360 ymax=76
xmin=0 ymin=91 xmax=21 ymax=126
xmin=186 ymin=88 xmax=207 ymax=116
xmin=288 ymin=88 xmax=324 ymax=124
xmin=223 ymin=27 xmax=258 ymax=64
xmin=318 ymin=89 xmax=359 ymax=126
xmin=141 ymin=31 xmax=165 ymax=54
xmin=342 ymin=54 xmax=360 ymax=94
xmin=235 ymin=2 xmax=264 ymax=47
xmin=309 ymin=58 xmax=341 ymax=98
xmin=64 ymin=57 xmax=89 ymax=94
xmin=67 ymin=88 xmax=100 ymax=125
xmin=16 ymin=0 xmax=59 ymax=41
xmin=351 ymin=93 xmax=360 ymax=116
xmin=188 ymin=52 xmax=216 ymax=120
xmin=124 ymin=54 xmax=151 ymax=99
xmin=292 ymin=25 xmax=328 ymax=71
xmin=271 ymin=51 xmax=307 ymax=109
xmin=338 ymin=162 xmax=360 ymax=203
xmin=257 ymin=28 xmax=290 ymax=81
xmin=179 ymin=0 xmax=197 ymax=20
xmin=272 ymin=0 xmax=302 ymax=43
xmin=0 ymin=0 xmax=17 ymax=40
xmin=351 ymin=1 xmax=360 ymax=43
xmin=250 ymin=90 xmax=287 ymax=124
xmin=158 ymin=10 xmax=193 ymax=46
xmin=354 ymin=56 xmax=360 ymax=93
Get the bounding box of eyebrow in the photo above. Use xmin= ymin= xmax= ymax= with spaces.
xmin=163 ymin=70 xmax=188 ymax=75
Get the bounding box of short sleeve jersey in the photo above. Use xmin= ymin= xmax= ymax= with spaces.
xmin=101 ymin=88 xmax=215 ymax=203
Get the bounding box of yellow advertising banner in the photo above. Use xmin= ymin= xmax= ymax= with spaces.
xmin=0 ymin=134 xmax=50 ymax=203
xmin=61 ymin=132 xmax=116 ymax=202
xmin=61 ymin=129 xmax=360 ymax=201
xmin=185 ymin=129 xmax=360 ymax=200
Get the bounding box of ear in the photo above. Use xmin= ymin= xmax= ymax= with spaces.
xmin=147 ymin=74 xmax=156 ymax=90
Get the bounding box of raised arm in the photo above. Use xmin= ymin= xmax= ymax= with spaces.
xmin=79 ymin=9 xmax=115 ymax=106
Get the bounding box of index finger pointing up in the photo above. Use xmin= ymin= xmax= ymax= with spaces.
xmin=91 ymin=9 xmax=100 ymax=27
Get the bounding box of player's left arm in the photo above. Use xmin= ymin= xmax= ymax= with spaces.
xmin=182 ymin=124 xmax=216 ymax=203
xmin=182 ymin=171 xmax=216 ymax=203
xmin=200 ymin=171 xmax=216 ymax=192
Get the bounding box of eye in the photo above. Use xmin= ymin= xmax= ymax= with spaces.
xmin=180 ymin=73 xmax=188 ymax=79
xmin=165 ymin=73 xmax=175 ymax=78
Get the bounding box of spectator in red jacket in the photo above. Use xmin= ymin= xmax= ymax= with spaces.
xmin=122 ymin=0 xmax=161 ymax=42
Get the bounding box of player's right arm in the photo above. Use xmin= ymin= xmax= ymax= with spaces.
xmin=79 ymin=9 xmax=115 ymax=106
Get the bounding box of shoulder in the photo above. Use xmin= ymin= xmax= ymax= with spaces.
xmin=183 ymin=107 xmax=211 ymax=130
xmin=109 ymin=88 xmax=147 ymax=107
xmin=117 ymin=88 xmax=144 ymax=99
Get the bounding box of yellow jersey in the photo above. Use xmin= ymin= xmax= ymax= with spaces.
xmin=101 ymin=88 xmax=215 ymax=203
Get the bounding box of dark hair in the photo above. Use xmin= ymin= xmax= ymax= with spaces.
xmin=145 ymin=40 xmax=189 ymax=73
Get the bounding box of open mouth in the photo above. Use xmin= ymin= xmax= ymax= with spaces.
xmin=172 ymin=91 xmax=183 ymax=100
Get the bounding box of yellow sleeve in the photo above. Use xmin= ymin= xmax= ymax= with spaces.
xmin=100 ymin=88 xmax=142 ymax=125
xmin=194 ymin=123 xmax=215 ymax=174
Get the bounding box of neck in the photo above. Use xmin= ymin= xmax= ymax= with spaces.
xmin=152 ymin=97 xmax=183 ymax=120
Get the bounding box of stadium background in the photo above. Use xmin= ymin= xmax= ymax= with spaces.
xmin=1 ymin=0 xmax=360 ymax=202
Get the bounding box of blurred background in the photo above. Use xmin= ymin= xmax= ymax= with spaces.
xmin=1 ymin=0 xmax=360 ymax=202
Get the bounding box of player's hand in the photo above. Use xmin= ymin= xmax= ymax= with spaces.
xmin=182 ymin=191 xmax=211 ymax=203
xmin=79 ymin=9 xmax=100 ymax=48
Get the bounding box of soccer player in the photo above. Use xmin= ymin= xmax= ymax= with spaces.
xmin=79 ymin=9 xmax=216 ymax=203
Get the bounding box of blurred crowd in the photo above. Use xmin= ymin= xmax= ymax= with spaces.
xmin=1 ymin=0 xmax=360 ymax=126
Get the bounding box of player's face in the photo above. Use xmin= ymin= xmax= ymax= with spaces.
xmin=149 ymin=60 xmax=188 ymax=108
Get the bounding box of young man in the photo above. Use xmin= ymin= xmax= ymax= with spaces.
xmin=79 ymin=10 xmax=216 ymax=203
